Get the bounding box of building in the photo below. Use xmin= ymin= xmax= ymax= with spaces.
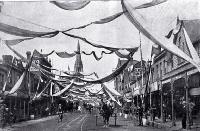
xmin=0 ymin=50 xmax=52 ymax=123
xmin=125 ymin=18 xmax=200 ymax=126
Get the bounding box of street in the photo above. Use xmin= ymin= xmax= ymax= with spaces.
xmin=3 ymin=112 xmax=169 ymax=131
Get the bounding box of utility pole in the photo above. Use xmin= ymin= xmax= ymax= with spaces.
xmin=185 ymin=72 xmax=190 ymax=130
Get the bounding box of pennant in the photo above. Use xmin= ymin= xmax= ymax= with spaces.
xmin=51 ymin=1 xmax=90 ymax=10
xmin=134 ymin=0 xmax=167 ymax=9
xmin=121 ymin=0 xmax=200 ymax=72
xmin=52 ymin=82 xmax=74 ymax=96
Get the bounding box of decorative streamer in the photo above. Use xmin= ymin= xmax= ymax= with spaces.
xmin=76 ymin=57 xmax=131 ymax=84
xmin=121 ymin=0 xmax=200 ymax=72
xmin=102 ymin=84 xmax=121 ymax=96
xmin=0 ymin=22 xmax=59 ymax=37
xmin=30 ymin=77 xmax=41 ymax=102
xmin=51 ymin=1 xmax=90 ymax=11
xmin=55 ymin=51 xmax=76 ymax=58
xmin=8 ymin=55 xmax=33 ymax=94
xmin=64 ymin=11 xmax=124 ymax=32
xmin=81 ymin=50 xmax=114 ymax=61
xmin=52 ymin=82 xmax=74 ymax=96
xmin=35 ymin=80 xmax=52 ymax=99
xmin=3 ymin=38 xmax=33 ymax=46
xmin=2 ymin=57 xmax=14 ymax=92
xmin=134 ymin=0 xmax=167 ymax=9
xmin=62 ymin=32 xmax=138 ymax=52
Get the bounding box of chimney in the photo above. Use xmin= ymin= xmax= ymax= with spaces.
xmin=26 ymin=51 xmax=31 ymax=60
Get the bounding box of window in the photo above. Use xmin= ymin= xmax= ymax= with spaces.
xmin=160 ymin=62 xmax=162 ymax=77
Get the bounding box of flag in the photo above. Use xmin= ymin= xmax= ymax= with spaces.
xmin=151 ymin=45 xmax=161 ymax=57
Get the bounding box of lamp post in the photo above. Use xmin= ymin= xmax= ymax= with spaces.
xmin=147 ymin=60 xmax=152 ymax=121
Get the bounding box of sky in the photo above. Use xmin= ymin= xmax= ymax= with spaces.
xmin=0 ymin=0 xmax=200 ymax=88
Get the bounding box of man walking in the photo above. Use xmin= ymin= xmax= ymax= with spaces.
xmin=58 ymin=104 xmax=63 ymax=123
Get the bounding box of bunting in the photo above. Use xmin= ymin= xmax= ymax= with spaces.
xmin=64 ymin=12 xmax=124 ymax=32
xmin=76 ymin=58 xmax=131 ymax=84
xmin=3 ymin=38 xmax=33 ymax=46
xmin=35 ymin=80 xmax=52 ymax=99
xmin=82 ymin=50 xmax=113 ymax=61
xmin=2 ymin=57 xmax=14 ymax=92
xmin=62 ymin=32 xmax=139 ymax=52
xmin=55 ymin=51 xmax=76 ymax=58
xmin=134 ymin=0 xmax=167 ymax=9
xmin=102 ymin=84 xmax=122 ymax=96
xmin=8 ymin=56 xmax=33 ymax=95
xmin=0 ymin=22 xmax=59 ymax=37
xmin=51 ymin=1 xmax=90 ymax=11
xmin=121 ymin=0 xmax=200 ymax=72
xmin=52 ymin=82 xmax=74 ymax=96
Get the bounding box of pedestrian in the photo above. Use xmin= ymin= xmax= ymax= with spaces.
xmin=3 ymin=106 xmax=11 ymax=127
xmin=102 ymin=101 xmax=111 ymax=127
xmin=138 ymin=105 xmax=143 ymax=126
xmin=57 ymin=104 xmax=63 ymax=123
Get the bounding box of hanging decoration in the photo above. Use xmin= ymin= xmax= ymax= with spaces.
xmin=81 ymin=50 xmax=113 ymax=61
xmin=55 ymin=51 xmax=76 ymax=58
xmin=76 ymin=57 xmax=131 ymax=84
xmin=35 ymin=80 xmax=52 ymax=99
xmin=0 ymin=22 xmax=59 ymax=37
xmin=101 ymin=84 xmax=121 ymax=96
xmin=62 ymin=32 xmax=139 ymax=53
xmin=52 ymin=82 xmax=74 ymax=96
xmin=2 ymin=57 xmax=14 ymax=92
xmin=8 ymin=54 xmax=33 ymax=95
xmin=134 ymin=0 xmax=168 ymax=9
xmin=3 ymin=38 xmax=33 ymax=46
xmin=121 ymin=0 xmax=200 ymax=72
xmin=64 ymin=11 xmax=124 ymax=32
xmin=51 ymin=0 xmax=90 ymax=11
